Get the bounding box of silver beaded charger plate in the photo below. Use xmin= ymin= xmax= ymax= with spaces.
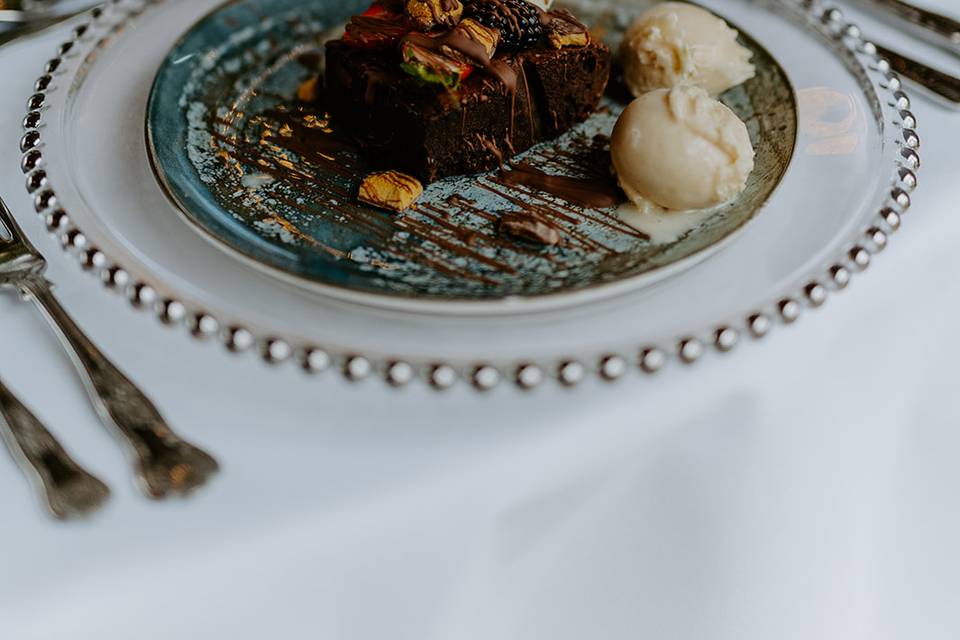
xmin=144 ymin=0 xmax=796 ymax=310
xmin=20 ymin=0 xmax=919 ymax=390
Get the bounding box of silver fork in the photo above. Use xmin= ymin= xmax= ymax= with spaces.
xmin=0 ymin=376 xmax=110 ymax=519
xmin=0 ymin=1 xmax=97 ymax=31
xmin=0 ymin=198 xmax=219 ymax=499
xmin=0 ymin=1 xmax=99 ymax=22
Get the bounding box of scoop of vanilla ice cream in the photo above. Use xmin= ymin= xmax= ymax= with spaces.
xmin=611 ymin=85 xmax=755 ymax=212
xmin=620 ymin=2 xmax=755 ymax=97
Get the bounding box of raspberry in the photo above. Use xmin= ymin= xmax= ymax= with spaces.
xmin=465 ymin=0 xmax=544 ymax=51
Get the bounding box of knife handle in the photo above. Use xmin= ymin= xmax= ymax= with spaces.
xmin=876 ymin=43 xmax=960 ymax=108
xmin=865 ymin=0 xmax=960 ymax=57
xmin=19 ymin=276 xmax=219 ymax=499
xmin=0 ymin=377 xmax=109 ymax=519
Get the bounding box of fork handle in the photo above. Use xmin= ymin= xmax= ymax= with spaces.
xmin=0 ymin=378 xmax=109 ymax=519
xmin=19 ymin=276 xmax=218 ymax=498
xmin=863 ymin=0 xmax=960 ymax=57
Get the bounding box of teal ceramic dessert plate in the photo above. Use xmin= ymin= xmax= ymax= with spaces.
xmin=147 ymin=0 xmax=797 ymax=309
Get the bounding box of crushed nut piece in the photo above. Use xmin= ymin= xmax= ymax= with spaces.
xmin=296 ymin=76 xmax=320 ymax=102
xmin=358 ymin=171 xmax=424 ymax=212
xmin=545 ymin=8 xmax=590 ymax=49
xmin=442 ymin=18 xmax=500 ymax=63
xmin=498 ymin=213 xmax=561 ymax=246
xmin=302 ymin=114 xmax=331 ymax=130
xmin=405 ymin=0 xmax=463 ymax=30
xmin=548 ymin=29 xmax=589 ymax=48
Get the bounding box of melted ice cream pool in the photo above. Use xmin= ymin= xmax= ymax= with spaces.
xmin=616 ymin=201 xmax=718 ymax=245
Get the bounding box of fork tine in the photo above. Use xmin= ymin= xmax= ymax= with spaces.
xmin=0 ymin=191 xmax=40 ymax=253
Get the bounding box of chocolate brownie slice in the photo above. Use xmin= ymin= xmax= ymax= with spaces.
xmin=323 ymin=4 xmax=610 ymax=183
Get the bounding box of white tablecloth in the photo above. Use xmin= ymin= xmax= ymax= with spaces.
xmin=2 ymin=3 xmax=959 ymax=638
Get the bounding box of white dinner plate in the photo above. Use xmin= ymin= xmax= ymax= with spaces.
xmin=17 ymin=0 xmax=919 ymax=390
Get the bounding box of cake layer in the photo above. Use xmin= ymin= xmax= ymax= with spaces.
xmin=324 ymin=39 xmax=611 ymax=182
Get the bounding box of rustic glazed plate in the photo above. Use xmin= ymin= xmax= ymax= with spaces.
xmin=146 ymin=0 xmax=797 ymax=309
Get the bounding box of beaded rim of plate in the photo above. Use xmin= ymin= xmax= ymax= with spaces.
xmin=19 ymin=0 xmax=920 ymax=391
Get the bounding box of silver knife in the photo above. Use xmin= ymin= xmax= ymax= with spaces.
xmin=875 ymin=42 xmax=960 ymax=108
xmin=0 ymin=376 xmax=110 ymax=519
xmin=858 ymin=0 xmax=960 ymax=57
xmin=0 ymin=196 xmax=218 ymax=498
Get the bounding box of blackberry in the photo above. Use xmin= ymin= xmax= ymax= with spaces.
xmin=465 ymin=0 xmax=543 ymax=51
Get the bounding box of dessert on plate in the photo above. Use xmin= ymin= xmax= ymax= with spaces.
xmin=315 ymin=0 xmax=761 ymax=242
xmin=324 ymin=0 xmax=611 ymax=187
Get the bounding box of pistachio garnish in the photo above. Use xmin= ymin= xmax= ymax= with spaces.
xmin=358 ymin=171 xmax=424 ymax=211
xmin=405 ymin=0 xmax=464 ymax=31
xmin=545 ymin=8 xmax=590 ymax=49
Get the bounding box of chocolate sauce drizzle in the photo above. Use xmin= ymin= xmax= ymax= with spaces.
xmin=206 ymin=93 xmax=644 ymax=293
xmin=195 ymin=26 xmax=652 ymax=297
xmin=498 ymin=163 xmax=621 ymax=209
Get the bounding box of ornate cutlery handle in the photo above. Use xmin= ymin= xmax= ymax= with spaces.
xmin=876 ymin=43 xmax=960 ymax=108
xmin=865 ymin=0 xmax=960 ymax=56
xmin=20 ymin=276 xmax=219 ymax=499
xmin=0 ymin=378 xmax=109 ymax=519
